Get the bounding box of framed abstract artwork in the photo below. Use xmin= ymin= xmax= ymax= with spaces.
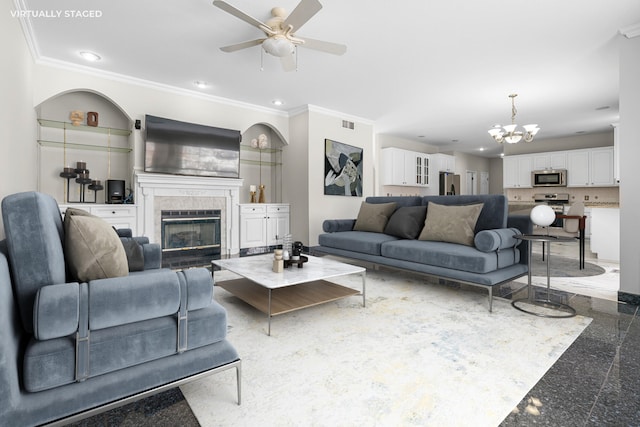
xmin=324 ymin=139 xmax=363 ymax=196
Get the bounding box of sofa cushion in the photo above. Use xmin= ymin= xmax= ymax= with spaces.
xmin=121 ymin=238 xmax=145 ymax=272
xmin=318 ymin=231 xmax=399 ymax=256
xmin=381 ymin=239 xmax=515 ymax=274
xmin=384 ymin=206 xmax=427 ymax=239
xmin=421 ymin=195 xmax=508 ymax=231
xmin=64 ymin=208 xmax=129 ymax=282
xmin=353 ymin=202 xmax=397 ymax=233
xmin=419 ymin=202 xmax=484 ymax=246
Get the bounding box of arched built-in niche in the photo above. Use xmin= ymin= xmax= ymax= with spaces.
xmin=36 ymin=90 xmax=133 ymax=204
xmin=241 ymin=123 xmax=287 ymax=204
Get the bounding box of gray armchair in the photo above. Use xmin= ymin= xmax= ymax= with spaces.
xmin=0 ymin=191 xmax=240 ymax=426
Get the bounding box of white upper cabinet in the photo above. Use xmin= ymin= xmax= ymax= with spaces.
xmin=531 ymin=152 xmax=567 ymax=170
xmin=382 ymin=147 xmax=430 ymax=187
xmin=566 ymin=147 xmax=614 ymax=187
xmin=503 ymin=155 xmax=533 ymax=188
xmin=432 ymin=153 xmax=456 ymax=173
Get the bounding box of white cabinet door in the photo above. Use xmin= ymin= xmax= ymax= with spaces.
xmin=532 ymin=152 xmax=567 ymax=170
xmin=503 ymin=155 xmax=532 ymax=188
xmin=590 ymin=208 xmax=619 ymax=261
xmin=416 ymin=154 xmax=430 ymax=186
xmin=567 ymin=148 xmax=614 ymax=187
xmin=590 ymin=147 xmax=615 ymax=186
xmin=240 ymin=205 xmax=267 ymax=248
xmin=266 ymin=205 xmax=290 ymax=246
xmin=567 ymin=150 xmax=590 ymax=187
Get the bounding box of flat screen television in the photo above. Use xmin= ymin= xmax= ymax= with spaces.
xmin=144 ymin=115 xmax=241 ymax=178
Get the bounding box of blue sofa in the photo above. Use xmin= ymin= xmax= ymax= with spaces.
xmin=0 ymin=192 xmax=240 ymax=426
xmin=314 ymin=195 xmax=531 ymax=311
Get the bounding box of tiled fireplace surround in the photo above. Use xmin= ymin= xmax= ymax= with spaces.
xmin=134 ymin=171 xmax=244 ymax=257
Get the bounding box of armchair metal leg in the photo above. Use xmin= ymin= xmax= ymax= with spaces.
xmin=236 ymin=361 xmax=242 ymax=405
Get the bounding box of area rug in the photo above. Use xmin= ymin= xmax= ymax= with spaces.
xmin=181 ymin=269 xmax=591 ymax=427
xmin=529 ymin=253 xmax=606 ymax=277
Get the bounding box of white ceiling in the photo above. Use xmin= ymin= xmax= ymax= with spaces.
xmin=18 ymin=0 xmax=640 ymax=157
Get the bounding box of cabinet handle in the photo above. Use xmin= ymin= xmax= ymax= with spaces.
xmin=112 ymin=211 xmax=116 ymax=214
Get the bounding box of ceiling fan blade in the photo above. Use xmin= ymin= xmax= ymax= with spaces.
xmin=283 ymin=0 xmax=322 ymax=32
xmin=280 ymin=54 xmax=297 ymax=72
xmin=300 ymin=37 xmax=347 ymax=55
xmin=220 ymin=39 xmax=265 ymax=53
xmin=213 ymin=0 xmax=270 ymax=31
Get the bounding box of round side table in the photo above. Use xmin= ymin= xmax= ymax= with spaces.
xmin=512 ymin=234 xmax=577 ymax=318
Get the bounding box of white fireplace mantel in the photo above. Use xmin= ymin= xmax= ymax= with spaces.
xmin=134 ymin=171 xmax=244 ymax=256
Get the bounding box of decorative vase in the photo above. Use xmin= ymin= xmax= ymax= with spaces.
xmin=258 ymin=184 xmax=266 ymax=203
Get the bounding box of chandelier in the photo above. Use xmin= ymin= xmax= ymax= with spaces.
xmin=488 ymin=94 xmax=540 ymax=144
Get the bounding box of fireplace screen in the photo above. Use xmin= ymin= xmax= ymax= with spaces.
xmin=161 ymin=209 xmax=221 ymax=269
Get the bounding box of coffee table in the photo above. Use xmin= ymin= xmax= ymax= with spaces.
xmin=212 ymin=254 xmax=366 ymax=335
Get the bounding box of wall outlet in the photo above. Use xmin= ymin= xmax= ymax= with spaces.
xmin=584 ymin=195 xmax=590 ymax=201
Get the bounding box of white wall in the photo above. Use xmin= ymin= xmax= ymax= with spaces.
xmin=504 ymin=131 xmax=613 ymax=156
xmin=285 ymin=107 xmax=375 ymax=247
xmin=619 ymin=34 xmax=640 ymax=298
xmin=451 ymin=151 xmax=491 ymax=195
xmin=0 ymin=8 xmax=37 ymax=238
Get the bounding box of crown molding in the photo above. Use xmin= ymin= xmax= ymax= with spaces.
xmin=289 ymin=104 xmax=374 ymax=125
xmin=13 ymin=0 xmax=41 ymax=60
xmin=35 ymin=56 xmax=290 ymax=118
xmin=619 ymin=22 xmax=640 ymax=39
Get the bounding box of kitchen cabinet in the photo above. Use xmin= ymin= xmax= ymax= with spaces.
xmin=432 ymin=153 xmax=456 ymax=173
xmin=566 ymin=147 xmax=614 ymax=187
xmin=60 ymin=204 xmax=138 ymax=235
xmin=239 ymin=203 xmax=290 ymax=249
xmin=503 ymin=155 xmax=533 ymax=188
xmin=382 ymin=147 xmax=430 ymax=187
xmin=531 ymin=152 xmax=567 ymax=170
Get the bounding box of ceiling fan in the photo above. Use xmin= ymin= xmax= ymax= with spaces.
xmin=212 ymin=0 xmax=347 ymax=71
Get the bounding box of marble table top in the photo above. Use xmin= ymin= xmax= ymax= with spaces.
xmin=212 ymin=254 xmax=365 ymax=289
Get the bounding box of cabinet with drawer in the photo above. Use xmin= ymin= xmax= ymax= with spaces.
xmin=239 ymin=203 xmax=290 ymax=249
xmin=60 ymin=204 xmax=138 ymax=235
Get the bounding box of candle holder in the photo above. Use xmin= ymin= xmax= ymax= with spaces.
xmin=258 ymin=184 xmax=266 ymax=203
xmin=60 ymin=161 xmax=102 ymax=203
xmin=250 ymin=191 xmax=257 ymax=203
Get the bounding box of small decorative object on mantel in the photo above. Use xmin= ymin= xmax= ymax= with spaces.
xmin=86 ymin=111 xmax=99 ymax=127
xmin=251 ymin=133 xmax=269 ymax=203
xmin=258 ymin=184 xmax=266 ymax=203
xmin=70 ymin=110 xmax=84 ymax=126
xmin=250 ymin=185 xmax=257 ymax=203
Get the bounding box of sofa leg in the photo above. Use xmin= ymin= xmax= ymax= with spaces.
xmin=488 ymin=287 xmax=493 ymax=313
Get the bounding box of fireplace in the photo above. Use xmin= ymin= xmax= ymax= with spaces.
xmin=161 ymin=209 xmax=221 ymax=269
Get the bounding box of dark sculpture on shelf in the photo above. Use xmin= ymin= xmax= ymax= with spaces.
xmin=60 ymin=161 xmax=103 ymax=203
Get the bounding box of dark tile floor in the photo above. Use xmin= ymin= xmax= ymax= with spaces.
xmin=500 ymin=286 xmax=640 ymax=426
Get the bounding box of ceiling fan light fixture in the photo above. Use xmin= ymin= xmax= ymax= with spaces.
xmin=488 ymin=93 xmax=540 ymax=144
xmin=262 ymin=37 xmax=295 ymax=57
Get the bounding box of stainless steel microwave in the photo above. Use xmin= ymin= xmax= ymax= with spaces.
xmin=531 ymin=169 xmax=567 ymax=187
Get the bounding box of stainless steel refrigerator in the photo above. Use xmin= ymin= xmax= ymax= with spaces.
xmin=439 ymin=172 xmax=460 ymax=195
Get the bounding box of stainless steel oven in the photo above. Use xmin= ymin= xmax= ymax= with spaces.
xmin=532 ymin=169 xmax=567 ymax=187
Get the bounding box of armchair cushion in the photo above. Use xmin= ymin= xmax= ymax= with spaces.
xmin=33 ymin=282 xmax=79 ymax=340
xmin=88 ymin=270 xmax=180 ymax=330
xmin=64 ymin=208 xmax=129 ymax=282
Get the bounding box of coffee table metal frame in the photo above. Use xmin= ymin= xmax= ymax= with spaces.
xmin=511 ymin=234 xmax=577 ymax=318
xmin=213 ymin=254 xmax=366 ymax=335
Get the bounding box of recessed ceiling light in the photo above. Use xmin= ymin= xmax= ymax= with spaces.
xmin=79 ymin=51 xmax=101 ymax=62
xmin=479 ymin=147 xmax=485 ymax=151
xmin=272 ymin=99 xmax=284 ymax=106
xmin=595 ymin=105 xmax=610 ymax=111
xmin=194 ymin=81 xmax=208 ymax=89
xmin=417 ymin=135 xmax=426 ymax=138
xmin=451 ymin=139 xmax=459 ymax=143
xmin=576 ymin=130 xmax=586 ymax=134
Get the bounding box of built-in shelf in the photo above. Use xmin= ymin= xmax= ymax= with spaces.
xmin=38 ymin=119 xmax=131 ymax=136
xmin=37 ymin=139 xmax=132 ymax=153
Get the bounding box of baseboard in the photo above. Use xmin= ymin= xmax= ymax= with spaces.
xmin=618 ymin=291 xmax=640 ymax=306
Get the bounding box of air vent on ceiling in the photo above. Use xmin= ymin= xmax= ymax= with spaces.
xmin=342 ymin=120 xmax=355 ymax=130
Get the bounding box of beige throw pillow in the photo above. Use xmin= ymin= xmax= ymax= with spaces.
xmin=64 ymin=208 xmax=129 ymax=282
xmin=418 ymin=202 xmax=484 ymax=246
xmin=353 ymin=202 xmax=397 ymax=233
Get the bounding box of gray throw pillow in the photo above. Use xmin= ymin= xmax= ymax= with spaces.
xmin=384 ymin=206 xmax=427 ymax=239
xmin=64 ymin=209 xmax=129 ymax=282
xmin=418 ymin=202 xmax=484 ymax=246
xmin=121 ymin=238 xmax=145 ymax=272
xmin=353 ymin=202 xmax=397 ymax=233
